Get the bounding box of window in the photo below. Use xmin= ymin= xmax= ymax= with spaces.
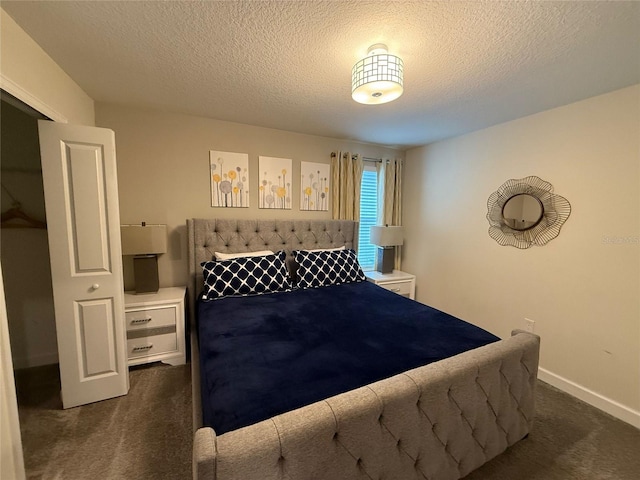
xmin=357 ymin=163 xmax=378 ymax=270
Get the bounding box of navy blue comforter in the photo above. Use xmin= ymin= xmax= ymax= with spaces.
xmin=198 ymin=281 xmax=499 ymax=435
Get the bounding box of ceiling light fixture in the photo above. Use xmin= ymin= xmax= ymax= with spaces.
xmin=351 ymin=44 xmax=404 ymax=105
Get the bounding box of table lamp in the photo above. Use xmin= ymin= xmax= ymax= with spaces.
xmin=370 ymin=225 xmax=404 ymax=274
xmin=121 ymin=223 xmax=167 ymax=294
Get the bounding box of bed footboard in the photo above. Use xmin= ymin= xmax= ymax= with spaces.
xmin=193 ymin=330 xmax=539 ymax=480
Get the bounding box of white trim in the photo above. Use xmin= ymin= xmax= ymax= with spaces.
xmin=0 ymin=268 xmax=26 ymax=480
xmin=0 ymin=74 xmax=67 ymax=123
xmin=363 ymin=162 xmax=378 ymax=171
xmin=538 ymin=367 xmax=640 ymax=429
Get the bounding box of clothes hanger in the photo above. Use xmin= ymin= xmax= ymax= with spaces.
xmin=0 ymin=184 xmax=47 ymax=229
xmin=1 ymin=205 xmax=47 ymax=229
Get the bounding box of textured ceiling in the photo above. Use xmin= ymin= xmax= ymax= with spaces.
xmin=2 ymin=1 xmax=639 ymax=149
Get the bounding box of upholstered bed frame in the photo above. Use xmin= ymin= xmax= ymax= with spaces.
xmin=187 ymin=219 xmax=540 ymax=480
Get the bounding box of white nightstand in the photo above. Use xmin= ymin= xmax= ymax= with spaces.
xmin=124 ymin=286 xmax=186 ymax=366
xmin=364 ymin=270 xmax=416 ymax=300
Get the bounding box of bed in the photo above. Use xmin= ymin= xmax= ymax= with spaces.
xmin=188 ymin=218 xmax=540 ymax=480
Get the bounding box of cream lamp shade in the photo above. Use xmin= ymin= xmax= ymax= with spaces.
xmin=370 ymin=225 xmax=404 ymax=247
xmin=121 ymin=224 xmax=167 ymax=255
xmin=352 ymin=44 xmax=404 ymax=105
xmin=121 ymin=223 xmax=167 ymax=294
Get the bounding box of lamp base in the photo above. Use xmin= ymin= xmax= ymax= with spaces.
xmin=133 ymin=255 xmax=159 ymax=294
xmin=375 ymin=247 xmax=395 ymax=274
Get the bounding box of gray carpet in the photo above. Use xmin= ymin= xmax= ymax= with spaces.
xmin=16 ymin=364 xmax=640 ymax=479
xmin=16 ymin=363 xmax=192 ymax=480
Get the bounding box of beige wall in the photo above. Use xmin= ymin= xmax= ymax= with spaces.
xmin=0 ymin=8 xmax=94 ymax=125
xmin=403 ymin=85 xmax=640 ymax=425
xmin=95 ymin=103 xmax=403 ymax=290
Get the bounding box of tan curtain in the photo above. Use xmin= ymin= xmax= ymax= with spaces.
xmin=377 ymin=158 xmax=403 ymax=269
xmin=331 ymin=151 xmax=364 ymax=220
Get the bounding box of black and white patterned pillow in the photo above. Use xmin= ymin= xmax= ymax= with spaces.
xmin=201 ymin=250 xmax=292 ymax=300
xmin=293 ymin=249 xmax=366 ymax=289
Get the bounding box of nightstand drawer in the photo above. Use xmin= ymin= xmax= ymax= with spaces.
xmin=124 ymin=286 xmax=187 ymax=366
xmin=379 ymin=281 xmax=412 ymax=297
xmin=127 ymin=332 xmax=177 ymax=359
xmin=125 ymin=306 xmax=176 ymax=330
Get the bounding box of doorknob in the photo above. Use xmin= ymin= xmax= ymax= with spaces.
xmin=91 ymin=283 xmax=100 ymax=290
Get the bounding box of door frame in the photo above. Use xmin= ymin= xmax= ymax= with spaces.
xmin=0 ymin=75 xmax=69 ymax=480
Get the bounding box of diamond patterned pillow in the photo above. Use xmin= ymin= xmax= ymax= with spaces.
xmin=201 ymin=250 xmax=292 ymax=300
xmin=293 ymin=249 xmax=365 ymax=289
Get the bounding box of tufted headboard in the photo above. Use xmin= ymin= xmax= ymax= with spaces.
xmin=186 ymin=218 xmax=356 ymax=322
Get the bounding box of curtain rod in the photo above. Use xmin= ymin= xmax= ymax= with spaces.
xmin=331 ymin=152 xmax=385 ymax=163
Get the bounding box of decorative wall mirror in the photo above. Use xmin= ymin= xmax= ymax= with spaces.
xmin=486 ymin=176 xmax=571 ymax=249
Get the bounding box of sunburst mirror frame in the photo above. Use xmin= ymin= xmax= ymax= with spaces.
xmin=486 ymin=176 xmax=571 ymax=249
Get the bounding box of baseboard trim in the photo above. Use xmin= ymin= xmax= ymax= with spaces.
xmin=13 ymin=352 xmax=59 ymax=370
xmin=538 ymin=367 xmax=640 ymax=429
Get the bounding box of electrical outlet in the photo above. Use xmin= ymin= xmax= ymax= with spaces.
xmin=524 ymin=318 xmax=535 ymax=333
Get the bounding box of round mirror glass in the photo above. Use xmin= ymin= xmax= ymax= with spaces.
xmin=502 ymin=194 xmax=543 ymax=231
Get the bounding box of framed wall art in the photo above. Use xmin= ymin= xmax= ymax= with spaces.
xmin=300 ymin=161 xmax=329 ymax=211
xmin=258 ymin=156 xmax=292 ymax=209
xmin=210 ymin=151 xmax=249 ymax=208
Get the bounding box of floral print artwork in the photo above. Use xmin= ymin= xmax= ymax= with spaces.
xmin=210 ymin=151 xmax=249 ymax=208
xmin=300 ymin=161 xmax=329 ymax=211
xmin=258 ymin=156 xmax=292 ymax=209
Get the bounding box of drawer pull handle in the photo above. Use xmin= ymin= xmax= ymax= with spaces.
xmin=390 ymin=288 xmax=401 ymax=292
xmin=131 ymin=318 xmax=152 ymax=325
xmin=133 ymin=344 xmax=153 ymax=352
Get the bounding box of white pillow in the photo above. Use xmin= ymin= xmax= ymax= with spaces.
xmin=303 ymin=246 xmax=346 ymax=253
xmin=214 ymin=250 xmax=274 ymax=260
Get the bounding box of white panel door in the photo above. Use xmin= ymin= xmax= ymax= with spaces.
xmin=38 ymin=120 xmax=128 ymax=408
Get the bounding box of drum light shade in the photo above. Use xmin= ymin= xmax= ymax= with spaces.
xmin=370 ymin=225 xmax=404 ymax=247
xmin=352 ymin=44 xmax=404 ymax=105
xmin=121 ymin=224 xmax=167 ymax=255
xmin=121 ymin=223 xmax=167 ymax=294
